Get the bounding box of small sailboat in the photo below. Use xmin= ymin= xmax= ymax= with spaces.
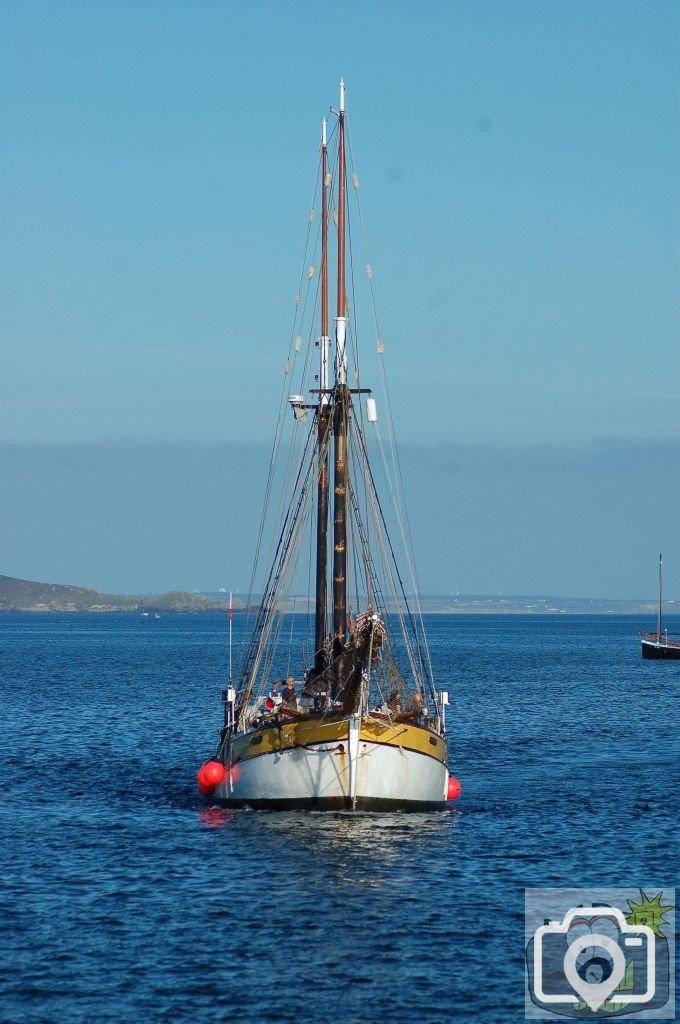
xmin=640 ymin=554 xmax=680 ymax=659
xmin=197 ymin=82 xmax=459 ymax=810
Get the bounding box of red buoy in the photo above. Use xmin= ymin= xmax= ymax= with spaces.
xmin=447 ymin=775 xmax=462 ymax=801
xmin=197 ymin=760 xmax=226 ymax=793
xmin=202 ymin=761 xmax=226 ymax=786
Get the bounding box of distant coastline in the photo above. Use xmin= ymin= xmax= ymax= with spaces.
xmin=0 ymin=574 xmax=677 ymax=616
xmin=0 ymin=574 xmax=229 ymax=614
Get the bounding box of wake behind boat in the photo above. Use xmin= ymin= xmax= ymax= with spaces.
xmin=641 ymin=553 xmax=680 ymax=660
xmin=197 ymin=82 xmax=460 ymax=810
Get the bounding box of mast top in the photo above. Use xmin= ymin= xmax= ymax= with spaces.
xmin=339 ymin=78 xmax=345 ymax=114
xmin=322 ymin=117 xmax=327 ymax=147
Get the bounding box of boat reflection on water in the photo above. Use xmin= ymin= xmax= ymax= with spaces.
xmin=245 ymin=810 xmax=459 ymax=885
xmin=198 ymin=807 xmax=236 ymax=829
xmin=196 ymin=805 xmax=460 ymax=884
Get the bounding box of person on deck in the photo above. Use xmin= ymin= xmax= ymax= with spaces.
xmin=281 ymin=679 xmax=297 ymax=706
xmin=386 ymin=689 xmax=402 ymax=714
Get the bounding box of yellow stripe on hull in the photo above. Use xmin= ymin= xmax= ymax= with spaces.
xmin=361 ymin=716 xmax=447 ymax=764
xmin=229 ymin=714 xmax=447 ymax=767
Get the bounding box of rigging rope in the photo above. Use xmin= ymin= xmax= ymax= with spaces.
xmin=233 ymin=107 xmax=440 ymax=728
xmin=346 ymin=122 xmax=437 ymax=699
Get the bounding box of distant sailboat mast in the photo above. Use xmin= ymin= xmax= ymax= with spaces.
xmin=657 ymin=552 xmax=663 ymax=642
xmin=640 ymin=552 xmax=680 ymax=658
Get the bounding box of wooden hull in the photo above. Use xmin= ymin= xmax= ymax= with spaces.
xmin=212 ymin=714 xmax=449 ymax=811
xmin=641 ymin=633 xmax=680 ymax=660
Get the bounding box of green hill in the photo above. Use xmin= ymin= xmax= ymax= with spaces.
xmin=0 ymin=575 xmax=227 ymax=613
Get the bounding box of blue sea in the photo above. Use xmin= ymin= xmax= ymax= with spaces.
xmin=1 ymin=613 xmax=677 ymax=1023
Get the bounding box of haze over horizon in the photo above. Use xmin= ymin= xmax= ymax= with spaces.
xmin=2 ymin=438 xmax=678 ymax=603
xmin=2 ymin=2 xmax=678 ymax=601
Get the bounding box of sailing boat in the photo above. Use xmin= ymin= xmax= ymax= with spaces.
xmin=197 ymin=81 xmax=460 ymax=810
xmin=640 ymin=554 xmax=680 ymax=660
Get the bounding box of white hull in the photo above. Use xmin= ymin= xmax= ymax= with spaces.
xmin=214 ymin=732 xmax=447 ymax=811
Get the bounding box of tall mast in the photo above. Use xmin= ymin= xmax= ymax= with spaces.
xmin=657 ymin=552 xmax=663 ymax=641
xmin=321 ymin=117 xmax=329 ymax=369
xmin=335 ymin=79 xmax=347 ymax=376
xmin=332 ymin=79 xmax=348 ymax=691
xmin=313 ymin=119 xmax=331 ymax=677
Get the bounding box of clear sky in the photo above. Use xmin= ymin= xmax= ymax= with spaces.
xmin=2 ymin=1 xmax=678 ymax=599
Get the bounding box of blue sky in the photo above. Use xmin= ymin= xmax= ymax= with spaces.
xmin=1 ymin=1 xmax=678 ymax=598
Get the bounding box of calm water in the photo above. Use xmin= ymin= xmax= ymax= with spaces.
xmin=1 ymin=614 xmax=677 ymax=1023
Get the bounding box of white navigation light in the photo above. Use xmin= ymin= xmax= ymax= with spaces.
xmin=288 ymin=395 xmax=307 ymax=421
